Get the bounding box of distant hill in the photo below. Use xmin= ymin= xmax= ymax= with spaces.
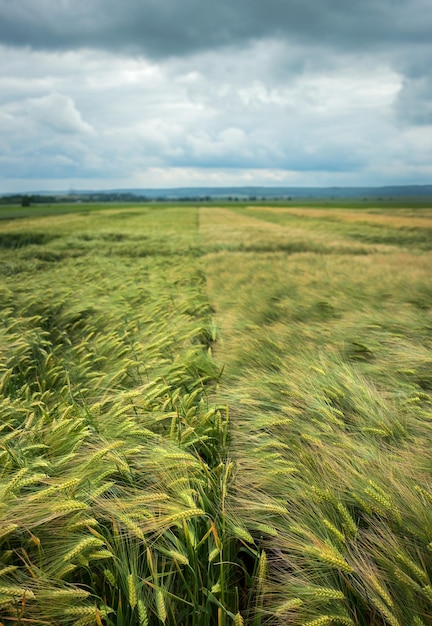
xmin=81 ymin=185 xmax=432 ymax=199
xmin=2 ymin=185 xmax=432 ymax=203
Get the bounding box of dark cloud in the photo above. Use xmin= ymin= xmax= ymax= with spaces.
xmin=0 ymin=0 xmax=431 ymax=58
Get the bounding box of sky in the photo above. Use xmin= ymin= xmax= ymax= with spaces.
xmin=1 ymin=0 xmax=432 ymax=193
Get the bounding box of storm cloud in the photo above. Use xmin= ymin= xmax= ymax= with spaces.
xmin=0 ymin=0 xmax=431 ymax=191
xmin=1 ymin=0 xmax=431 ymax=56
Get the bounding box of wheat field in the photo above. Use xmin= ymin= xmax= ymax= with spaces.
xmin=0 ymin=203 xmax=431 ymax=625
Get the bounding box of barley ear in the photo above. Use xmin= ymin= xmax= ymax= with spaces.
xmin=156 ymin=588 xmax=167 ymax=623
xmin=233 ymin=612 xmax=244 ymax=626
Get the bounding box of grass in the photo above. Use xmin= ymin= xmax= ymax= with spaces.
xmin=0 ymin=203 xmax=431 ymax=625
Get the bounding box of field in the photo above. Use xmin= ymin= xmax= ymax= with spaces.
xmin=0 ymin=203 xmax=431 ymax=625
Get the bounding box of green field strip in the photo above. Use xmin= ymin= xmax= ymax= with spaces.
xmin=0 ymin=206 xmax=261 ymax=625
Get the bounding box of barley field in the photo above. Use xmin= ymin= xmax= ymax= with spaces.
xmin=0 ymin=203 xmax=431 ymax=625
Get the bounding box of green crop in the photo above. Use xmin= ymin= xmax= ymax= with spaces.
xmin=0 ymin=202 xmax=431 ymax=625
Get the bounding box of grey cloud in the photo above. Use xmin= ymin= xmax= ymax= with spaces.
xmin=0 ymin=0 xmax=431 ymax=58
xmin=396 ymin=76 xmax=432 ymax=125
xmin=2 ymin=0 xmax=432 ymax=135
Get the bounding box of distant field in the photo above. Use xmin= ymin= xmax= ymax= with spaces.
xmin=0 ymin=204 xmax=431 ymax=625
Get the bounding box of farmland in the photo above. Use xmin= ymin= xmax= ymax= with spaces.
xmin=0 ymin=203 xmax=431 ymax=625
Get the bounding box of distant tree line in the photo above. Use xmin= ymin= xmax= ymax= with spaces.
xmin=0 ymin=193 xmax=152 ymax=206
xmin=0 ymin=193 xmax=294 ymax=206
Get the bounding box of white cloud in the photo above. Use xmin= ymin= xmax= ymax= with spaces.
xmin=26 ymin=92 xmax=93 ymax=134
xmin=0 ymin=33 xmax=430 ymax=191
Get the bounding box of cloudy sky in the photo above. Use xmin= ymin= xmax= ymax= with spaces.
xmin=1 ymin=0 xmax=432 ymax=192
